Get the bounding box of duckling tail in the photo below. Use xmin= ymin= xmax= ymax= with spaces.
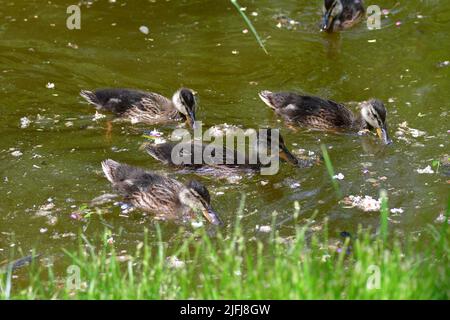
xmin=80 ymin=90 xmax=102 ymax=109
xmin=258 ymin=90 xmax=276 ymax=109
xmin=101 ymin=159 xmax=121 ymax=183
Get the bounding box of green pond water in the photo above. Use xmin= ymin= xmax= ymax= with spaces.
xmin=0 ymin=0 xmax=449 ymax=270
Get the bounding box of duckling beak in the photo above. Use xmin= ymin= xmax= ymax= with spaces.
xmin=279 ymin=144 xmax=299 ymax=166
xmin=186 ymin=110 xmax=197 ymax=129
xmin=202 ymin=206 xmax=223 ymax=226
xmin=321 ymin=12 xmax=333 ymax=32
xmin=376 ymin=126 xmax=393 ymax=145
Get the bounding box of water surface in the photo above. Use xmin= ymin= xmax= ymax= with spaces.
xmin=0 ymin=0 xmax=448 ymax=267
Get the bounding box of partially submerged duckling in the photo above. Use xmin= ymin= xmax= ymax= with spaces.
xmin=80 ymin=88 xmax=198 ymax=128
xmin=259 ymin=91 xmax=392 ymax=144
xmin=101 ymin=159 xmax=222 ymax=225
xmin=321 ymin=0 xmax=365 ymax=32
xmin=143 ymin=128 xmax=314 ymax=174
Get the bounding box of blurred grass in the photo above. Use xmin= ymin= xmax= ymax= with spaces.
xmin=1 ymin=201 xmax=448 ymax=300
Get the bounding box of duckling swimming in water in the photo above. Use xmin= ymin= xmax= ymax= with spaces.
xmin=101 ymin=159 xmax=222 ymax=225
xmin=258 ymin=91 xmax=392 ymax=144
xmin=143 ymin=128 xmax=314 ymax=176
xmin=80 ymin=88 xmax=198 ymax=128
xmin=321 ymin=0 xmax=365 ymax=32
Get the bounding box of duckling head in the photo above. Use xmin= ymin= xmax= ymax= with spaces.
xmin=180 ymin=180 xmax=223 ymax=226
xmin=321 ymin=0 xmax=344 ymax=32
xmin=257 ymin=128 xmax=299 ymax=166
xmin=173 ymin=88 xmax=198 ymax=129
xmin=360 ymin=99 xmax=393 ymax=145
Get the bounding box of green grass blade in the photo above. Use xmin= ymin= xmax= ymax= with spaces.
xmin=320 ymin=144 xmax=342 ymax=198
xmin=230 ymin=0 xmax=268 ymax=55
xmin=380 ymin=189 xmax=389 ymax=241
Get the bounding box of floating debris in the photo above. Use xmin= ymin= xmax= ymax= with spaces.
xmin=70 ymin=212 xmax=83 ymax=221
xmin=114 ymin=201 xmax=134 ymax=214
xmin=226 ymin=175 xmax=243 ymax=184
xmin=206 ymin=123 xmax=247 ymax=138
xmin=166 ymin=256 xmax=185 ymax=269
xmin=437 ymin=60 xmax=449 ymax=68
xmin=274 ymin=14 xmax=300 ymax=30
xmin=256 ymin=225 xmax=272 ymax=233
xmin=342 ymin=195 xmax=381 ymax=212
xmin=396 ymin=121 xmax=427 ymax=143
xmin=416 ymin=165 xmax=434 ymax=174
xmin=390 ymin=208 xmax=404 ymax=214
xmin=11 ymin=150 xmax=23 ymax=157
xmin=92 ymin=111 xmax=106 ymax=121
xmin=46 ymin=82 xmax=55 ymax=89
xmin=20 ymin=117 xmax=31 ymax=128
xmin=67 ymin=42 xmax=79 ymax=49
xmin=333 ymin=173 xmax=345 ymax=180
xmin=191 ymin=221 xmax=204 ymax=228
xmin=435 ymin=212 xmax=449 ymax=224
xmin=35 ymin=202 xmax=55 ymax=217
xmin=139 ymin=25 xmax=149 ymax=35
xmin=283 ymin=178 xmax=301 ymax=189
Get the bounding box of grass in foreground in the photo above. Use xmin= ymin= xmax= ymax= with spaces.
xmin=1 ymin=203 xmax=448 ymax=300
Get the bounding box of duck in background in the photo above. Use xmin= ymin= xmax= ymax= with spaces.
xmin=258 ymin=91 xmax=392 ymax=145
xmin=321 ymin=0 xmax=365 ymax=32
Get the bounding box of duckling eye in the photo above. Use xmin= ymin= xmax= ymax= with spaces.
xmin=370 ymin=111 xmax=382 ymax=127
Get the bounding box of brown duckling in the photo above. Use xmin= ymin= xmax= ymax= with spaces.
xmin=101 ymin=159 xmax=222 ymax=225
xmin=80 ymin=88 xmax=198 ymax=128
xmin=321 ymin=0 xmax=365 ymax=32
xmin=258 ymin=91 xmax=392 ymax=144
xmin=143 ymin=128 xmax=314 ymax=174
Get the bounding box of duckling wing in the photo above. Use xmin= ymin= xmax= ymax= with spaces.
xmin=80 ymin=88 xmax=171 ymax=115
xmin=273 ymin=94 xmax=355 ymax=129
xmin=133 ymin=179 xmax=182 ymax=211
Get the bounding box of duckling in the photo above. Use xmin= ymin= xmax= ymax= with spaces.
xmin=101 ymin=159 xmax=222 ymax=225
xmin=321 ymin=0 xmax=365 ymax=32
xmin=258 ymin=91 xmax=392 ymax=144
xmin=143 ymin=128 xmax=314 ymax=175
xmin=80 ymin=88 xmax=198 ymax=128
